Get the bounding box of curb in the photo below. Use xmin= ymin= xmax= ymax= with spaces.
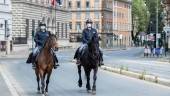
xmin=100 ymin=66 xmax=170 ymax=87
xmin=58 ymin=46 xmax=72 ymax=50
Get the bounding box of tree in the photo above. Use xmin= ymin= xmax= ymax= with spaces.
xmin=144 ymin=0 xmax=164 ymax=47
xmin=144 ymin=0 xmax=164 ymax=33
xmin=132 ymin=0 xmax=150 ymax=42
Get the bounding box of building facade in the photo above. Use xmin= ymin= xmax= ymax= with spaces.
xmin=11 ymin=0 xmax=70 ymax=46
xmin=162 ymin=0 xmax=170 ymax=49
xmin=68 ymin=0 xmax=113 ymax=48
xmin=113 ymin=0 xmax=132 ymax=47
xmin=0 ymin=0 xmax=12 ymax=51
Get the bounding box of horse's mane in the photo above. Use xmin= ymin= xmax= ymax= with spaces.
xmin=43 ymin=33 xmax=57 ymax=49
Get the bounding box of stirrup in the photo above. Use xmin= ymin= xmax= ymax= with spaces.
xmin=54 ymin=63 xmax=59 ymax=69
xmin=99 ymin=61 xmax=104 ymax=67
xmin=76 ymin=59 xmax=81 ymax=65
xmin=32 ymin=64 xmax=36 ymax=69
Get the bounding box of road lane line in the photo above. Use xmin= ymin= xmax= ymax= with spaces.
xmin=0 ymin=64 xmax=24 ymax=96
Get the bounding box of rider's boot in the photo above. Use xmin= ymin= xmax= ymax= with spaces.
xmin=76 ymin=58 xmax=81 ymax=65
xmin=26 ymin=53 xmax=33 ymax=64
xmin=31 ymin=55 xmax=36 ymax=69
xmin=99 ymin=51 xmax=104 ymax=66
xmin=54 ymin=55 xmax=59 ymax=69
xmin=99 ymin=60 xmax=104 ymax=66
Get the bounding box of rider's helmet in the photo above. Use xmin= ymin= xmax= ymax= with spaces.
xmin=86 ymin=18 xmax=93 ymax=24
xmin=39 ymin=22 xmax=46 ymax=27
xmin=39 ymin=22 xmax=46 ymax=32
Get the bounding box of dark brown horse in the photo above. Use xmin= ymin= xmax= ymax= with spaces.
xmin=77 ymin=35 xmax=100 ymax=95
xmin=35 ymin=34 xmax=58 ymax=96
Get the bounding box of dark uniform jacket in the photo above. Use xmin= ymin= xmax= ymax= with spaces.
xmin=34 ymin=31 xmax=49 ymax=47
xmin=82 ymin=28 xmax=99 ymax=46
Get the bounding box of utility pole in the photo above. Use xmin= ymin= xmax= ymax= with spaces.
xmin=156 ymin=0 xmax=159 ymax=48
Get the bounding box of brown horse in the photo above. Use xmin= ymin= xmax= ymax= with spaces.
xmin=35 ymin=34 xmax=58 ymax=96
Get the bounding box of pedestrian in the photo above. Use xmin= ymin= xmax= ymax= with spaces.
xmin=153 ymin=47 xmax=156 ymax=57
xmin=144 ymin=46 xmax=148 ymax=57
xmin=160 ymin=46 xmax=164 ymax=57
xmin=147 ymin=46 xmax=151 ymax=57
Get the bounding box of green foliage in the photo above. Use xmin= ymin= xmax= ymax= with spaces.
xmin=143 ymin=0 xmax=164 ymax=32
xmin=132 ymin=0 xmax=150 ymax=33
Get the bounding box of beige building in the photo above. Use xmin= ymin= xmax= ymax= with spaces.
xmin=11 ymin=0 xmax=70 ymax=46
xmin=68 ymin=0 xmax=113 ymax=48
xmin=113 ymin=0 xmax=132 ymax=47
xmin=0 ymin=0 xmax=12 ymax=51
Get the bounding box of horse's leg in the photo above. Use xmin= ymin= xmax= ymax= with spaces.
xmin=85 ymin=68 xmax=91 ymax=92
xmin=40 ymin=70 xmax=45 ymax=94
xmin=45 ymin=70 xmax=52 ymax=93
xmin=92 ymin=67 xmax=98 ymax=94
xmin=77 ymin=65 xmax=82 ymax=87
xmin=35 ymin=69 xmax=40 ymax=93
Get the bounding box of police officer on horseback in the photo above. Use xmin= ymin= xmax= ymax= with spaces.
xmin=26 ymin=22 xmax=59 ymax=69
xmin=74 ymin=19 xmax=104 ymax=66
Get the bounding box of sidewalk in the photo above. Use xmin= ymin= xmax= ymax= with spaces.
xmin=0 ymin=44 xmax=73 ymax=59
xmin=140 ymin=52 xmax=170 ymax=63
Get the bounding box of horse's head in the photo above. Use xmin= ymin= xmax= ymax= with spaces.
xmin=88 ymin=35 xmax=100 ymax=58
xmin=88 ymin=35 xmax=99 ymax=52
xmin=44 ymin=33 xmax=59 ymax=51
xmin=87 ymin=35 xmax=100 ymax=65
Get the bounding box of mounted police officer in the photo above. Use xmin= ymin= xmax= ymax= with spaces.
xmin=26 ymin=22 xmax=59 ymax=69
xmin=74 ymin=19 xmax=104 ymax=66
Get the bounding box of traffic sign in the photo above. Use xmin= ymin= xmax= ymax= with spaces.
xmin=163 ymin=26 xmax=170 ymax=36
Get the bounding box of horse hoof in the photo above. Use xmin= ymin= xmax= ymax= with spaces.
xmin=87 ymin=89 xmax=91 ymax=93
xmin=37 ymin=90 xmax=41 ymax=94
xmin=92 ymin=91 xmax=96 ymax=95
xmin=78 ymin=80 xmax=82 ymax=87
xmin=87 ymin=90 xmax=90 ymax=93
xmin=44 ymin=92 xmax=48 ymax=96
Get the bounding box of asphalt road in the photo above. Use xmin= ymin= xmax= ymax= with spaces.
xmin=102 ymin=47 xmax=170 ymax=79
xmin=0 ymin=58 xmax=170 ymax=96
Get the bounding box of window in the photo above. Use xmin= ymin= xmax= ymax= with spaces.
xmin=86 ymin=12 xmax=90 ymax=19
xmin=65 ymin=23 xmax=67 ymax=38
xmin=77 ymin=1 xmax=81 ymax=8
xmin=76 ymin=22 xmax=81 ymax=32
xmin=86 ymin=1 xmax=90 ymax=8
xmin=25 ymin=19 xmax=29 ymax=38
xmin=68 ymin=1 xmax=72 ymax=8
xmin=0 ymin=24 xmax=3 ymax=29
xmin=94 ymin=0 xmax=99 ymax=8
xmin=32 ymin=19 xmax=35 ymax=32
xmin=4 ymin=20 xmax=8 ymax=38
xmin=69 ymin=22 xmax=72 ymax=29
xmin=57 ymin=22 xmax=60 ymax=37
xmin=61 ymin=23 xmax=64 ymax=38
xmin=76 ymin=12 xmax=81 ymax=19
xmin=95 ymin=22 xmax=99 ymax=29
xmin=95 ymin=12 xmax=100 ymax=19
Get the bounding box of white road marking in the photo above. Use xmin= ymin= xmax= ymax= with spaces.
xmin=0 ymin=64 xmax=25 ymax=96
